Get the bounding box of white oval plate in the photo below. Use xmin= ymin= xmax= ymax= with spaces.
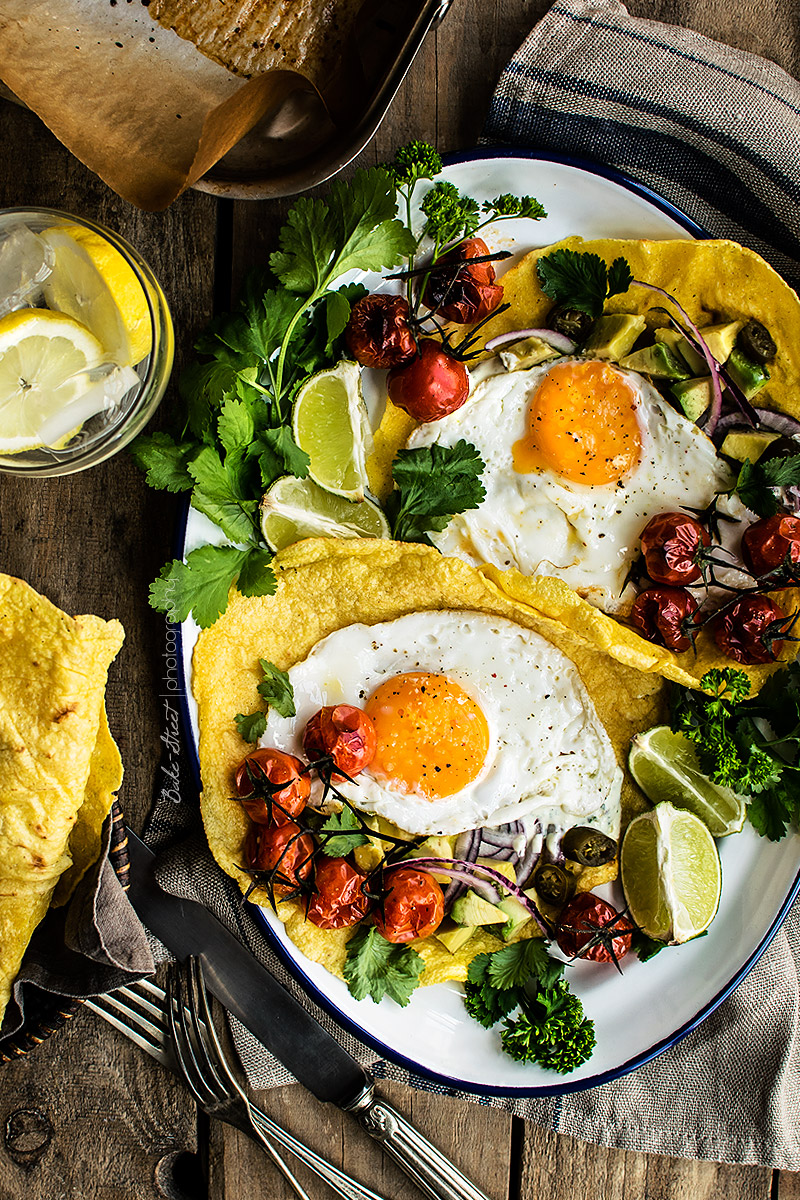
xmin=179 ymin=150 xmax=800 ymax=1096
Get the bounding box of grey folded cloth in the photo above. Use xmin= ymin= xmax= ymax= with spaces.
xmin=1 ymin=811 xmax=154 ymax=1044
xmin=144 ymin=0 xmax=800 ymax=1171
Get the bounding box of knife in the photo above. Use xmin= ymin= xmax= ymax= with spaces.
xmin=125 ymin=828 xmax=492 ymax=1200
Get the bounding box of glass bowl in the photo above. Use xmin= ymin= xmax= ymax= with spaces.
xmin=0 ymin=207 xmax=174 ymax=476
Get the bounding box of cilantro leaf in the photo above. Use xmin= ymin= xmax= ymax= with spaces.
xmin=463 ymin=976 xmax=522 ymax=1028
xmin=270 ymin=168 xmax=414 ymax=294
xmin=318 ymin=806 xmax=369 ymax=857
xmin=607 ymin=256 xmax=634 ymax=297
xmin=237 ymin=549 xmax=277 ymax=598
xmin=256 ymin=659 xmax=295 ymax=717
xmin=256 ymin=427 xmax=310 ymax=482
xmin=129 ymin=431 xmax=196 ymax=493
xmin=387 ymin=441 xmax=486 ymax=543
xmin=179 ymin=359 xmax=240 ymax=442
xmin=733 ymin=454 xmax=800 ymax=517
xmin=485 ymin=938 xmax=563 ymax=991
xmin=344 ymin=925 xmax=424 ymax=1006
xmin=218 ymin=397 xmax=256 ymax=458
xmin=536 ymin=248 xmax=632 ymax=319
xmin=149 ymin=545 xmax=252 ymax=627
xmin=234 ymin=711 xmax=268 ymax=743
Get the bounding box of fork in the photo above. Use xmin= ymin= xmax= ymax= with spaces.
xmin=86 ymin=972 xmax=391 ymax=1200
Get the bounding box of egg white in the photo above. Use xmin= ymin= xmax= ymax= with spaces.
xmin=260 ymin=611 xmax=621 ymax=838
xmin=407 ymin=358 xmax=738 ymax=614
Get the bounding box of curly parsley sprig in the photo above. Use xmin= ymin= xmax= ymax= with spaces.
xmin=670 ymin=664 xmax=800 ymax=839
xmin=463 ymin=940 xmax=595 ymax=1074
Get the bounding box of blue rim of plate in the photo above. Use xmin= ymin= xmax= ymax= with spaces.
xmin=174 ymin=147 xmax=800 ymax=1097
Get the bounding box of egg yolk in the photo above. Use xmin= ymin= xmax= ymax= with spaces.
xmin=365 ymin=672 xmax=490 ymax=800
xmin=512 ymin=360 xmax=642 ymax=484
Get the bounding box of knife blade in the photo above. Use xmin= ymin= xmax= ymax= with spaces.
xmin=125 ymin=827 xmax=492 ymax=1200
xmin=124 ymin=827 xmax=371 ymax=1108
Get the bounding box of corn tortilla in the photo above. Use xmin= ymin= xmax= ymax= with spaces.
xmin=367 ymin=237 xmax=800 ymax=691
xmin=0 ymin=576 xmax=124 ymax=1024
xmin=194 ymin=538 xmax=665 ymax=987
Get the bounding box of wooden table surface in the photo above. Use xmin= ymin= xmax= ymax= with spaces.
xmin=1 ymin=1 xmax=799 ymax=1197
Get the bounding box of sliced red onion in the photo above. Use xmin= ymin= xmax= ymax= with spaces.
xmin=444 ymin=829 xmax=481 ymax=907
xmin=484 ymin=328 xmax=576 ymax=355
xmin=515 ymin=836 xmax=541 ymax=888
xmin=632 ymin=283 xmax=725 ymax=434
xmin=754 ymin=408 xmax=800 ymax=438
xmin=391 ymin=857 xmax=553 ymax=937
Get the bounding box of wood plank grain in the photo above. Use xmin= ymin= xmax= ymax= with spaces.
xmin=208 ymin=1078 xmax=511 ymax=1200
xmin=0 ymin=1003 xmax=199 ymax=1200
xmin=0 ymin=98 xmax=217 ymax=1200
xmin=517 ymin=1124 xmax=774 ymax=1200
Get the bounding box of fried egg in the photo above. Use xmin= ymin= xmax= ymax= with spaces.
xmin=407 ymin=358 xmax=737 ymax=613
xmin=260 ymin=611 xmax=621 ymax=838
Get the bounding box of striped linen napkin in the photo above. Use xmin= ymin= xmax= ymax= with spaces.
xmin=147 ymin=0 xmax=800 ymax=1169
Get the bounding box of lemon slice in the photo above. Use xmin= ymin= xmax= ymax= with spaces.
xmin=260 ymin=474 xmax=389 ymax=552
xmin=292 ymin=360 xmax=372 ymax=500
xmin=621 ymin=801 xmax=722 ymax=944
xmin=628 ymin=725 xmax=746 ymax=838
xmin=40 ymin=226 xmax=151 ymax=366
xmin=0 ymin=308 xmax=105 ymax=451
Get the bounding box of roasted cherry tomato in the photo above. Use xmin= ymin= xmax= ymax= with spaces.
xmin=234 ymin=748 xmax=310 ymax=825
xmin=713 ymin=594 xmax=793 ymax=665
xmin=640 ymin=512 xmax=711 ymax=586
xmin=421 ymin=237 xmax=504 ymax=324
xmin=245 ymin=821 xmax=315 ymax=895
xmin=387 ymin=339 xmax=469 ymax=422
xmin=302 ymin=705 xmax=377 ymax=780
xmin=630 ymin=585 xmax=699 ymax=652
xmin=344 ymin=294 xmax=417 ymax=370
xmin=372 ymin=867 xmax=444 ymax=944
xmin=741 ymin=514 xmax=800 ymax=585
xmin=306 ymin=857 xmax=371 ymax=930
xmin=556 ymin=892 xmax=634 ymax=964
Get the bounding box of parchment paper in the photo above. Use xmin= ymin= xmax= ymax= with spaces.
xmin=0 ymin=1 xmax=330 ymax=209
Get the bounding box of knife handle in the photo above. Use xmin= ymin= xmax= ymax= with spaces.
xmin=350 ymin=1094 xmax=493 ymax=1200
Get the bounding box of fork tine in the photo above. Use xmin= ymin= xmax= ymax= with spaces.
xmin=185 ymin=957 xmax=232 ymax=1098
xmin=191 ymin=957 xmax=246 ymax=1099
xmin=167 ymin=965 xmax=220 ymax=1109
xmin=85 ymin=993 xmax=172 ymax=1069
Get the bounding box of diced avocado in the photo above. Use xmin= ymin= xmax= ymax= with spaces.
xmin=435 ymin=920 xmax=478 ymax=954
xmin=719 ymin=429 xmax=781 ymax=463
xmin=476 ymin=856 xmax=516 ymax=884
xmin=670 ymin=376 xmax=712 ymax=423
xmin=657 ymin=322 xmax=743 ymax=374
xmin=583 ymin=313 xmax=646 ymax=360
xmin=726 ymin=348 xmax=770 ymax=398
xmin=450 ymin=891 xmax=506 ymax=927
xmin=498 ymin=896 xmax=531 ymax=942
xmin=701 ymin=321 xmax=744 ymax=365
xmin=353 ymin=813 xmax=411 ymax=872
xmin=619 ymin=343 xmax=691 ymax=379
xmin=499 ymin=336 xmax=559 ymax=371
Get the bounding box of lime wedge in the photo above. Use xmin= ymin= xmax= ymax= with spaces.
xmin=628 ymin=725 xmax=745 ymax=837
xmin=41 ymin=226 xmax=150 ymax=367
xmin=621 ymin=802 xmax=722 ymax=944
xmin=260 ymin=474 xmax=390 ymax=552
xmin=0 ymin=308 xmax=105 ymax=451
xmin=292 ymin=360 xmax=372 ymax=500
